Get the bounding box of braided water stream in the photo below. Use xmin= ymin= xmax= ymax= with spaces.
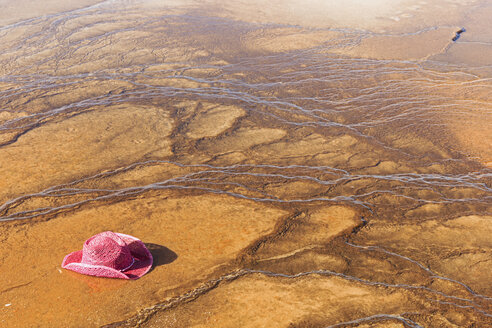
xmin=0 ymin=0 xmax=491 ymax=327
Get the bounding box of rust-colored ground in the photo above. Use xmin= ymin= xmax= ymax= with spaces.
xmin=0 ymin=1 xmax=491 ymax=327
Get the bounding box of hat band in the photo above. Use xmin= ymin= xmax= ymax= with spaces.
xmin=120 ymin=257 xmax=135 ymax=272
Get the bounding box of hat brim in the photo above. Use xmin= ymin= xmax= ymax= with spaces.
xmin=62 ymin=233 xmax=153 ymax=280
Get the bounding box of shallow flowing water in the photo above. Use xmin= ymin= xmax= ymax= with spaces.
xmin=0 ymin=0 xmax=491 ymax=327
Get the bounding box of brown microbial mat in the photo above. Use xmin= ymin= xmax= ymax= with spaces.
xmin=0 ymin=0 xmax=491 ymax=327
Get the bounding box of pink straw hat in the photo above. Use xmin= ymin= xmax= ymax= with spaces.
xmin=62 ymin=231 xmax=153 ymax=279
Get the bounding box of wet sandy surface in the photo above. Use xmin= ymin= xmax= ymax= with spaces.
xmin=0 ymin=0 xmax=491 ymax=327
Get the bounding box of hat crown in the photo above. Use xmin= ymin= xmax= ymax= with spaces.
xmin=81 ymin=231 xmax=133 ymax=270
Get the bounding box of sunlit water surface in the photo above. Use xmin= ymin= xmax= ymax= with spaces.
xmin=0 ymin=1 xmax=491 ymax=327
